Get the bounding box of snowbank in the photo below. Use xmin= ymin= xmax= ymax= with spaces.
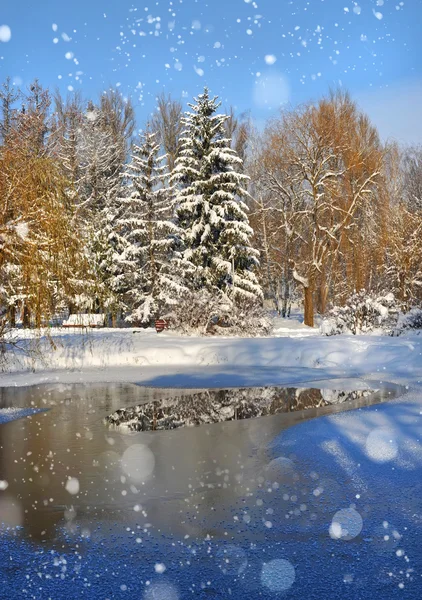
xmin=1 ymin=326 xmax=422 ymax=388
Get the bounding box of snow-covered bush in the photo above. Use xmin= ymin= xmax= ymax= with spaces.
xmin=164 ymin=290 xmax=272 ymax=336
xmin=321 ymin=291 xmax=400 ymax=336
xmin=393 ymin=307 xmax=422 ymax=335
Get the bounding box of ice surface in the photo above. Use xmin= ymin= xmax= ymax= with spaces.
xmin=0 ymin=406 xmax=46 ymax=423
xmin=0 ymin=381 xmax=420 ymax=598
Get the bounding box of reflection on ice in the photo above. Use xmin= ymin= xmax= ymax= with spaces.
xmin=105 ymin=387 xmax=374 ymax=432
xmin=0 ymin=495 xmax=22 ymax=530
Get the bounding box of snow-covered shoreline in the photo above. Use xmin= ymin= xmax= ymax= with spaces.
xmin=1 ymin=326 xmax=422 ymax=389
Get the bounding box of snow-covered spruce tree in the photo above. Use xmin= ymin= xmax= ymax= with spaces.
xmin=116 ymin=131 xmax=182 ymax=324
xmin=170 ymin=88 xmax=262 ymax=324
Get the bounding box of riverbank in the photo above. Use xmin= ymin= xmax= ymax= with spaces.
xmin=1 ymin=326 xmax=422 ymax=389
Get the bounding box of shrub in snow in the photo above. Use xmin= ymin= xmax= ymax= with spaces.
xmin=164 ymin=289 xmax=272 ymax=336
xmin=393 ymin=307 xmax=422 ymax=335
xmin=321 ymin=290 xmax=400 ymax=336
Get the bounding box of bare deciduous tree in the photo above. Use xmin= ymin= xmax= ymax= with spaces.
xmin=0 ymin=77 xmax=20 ymax=143
xmin=255 ymin=91 xmax=383 ymax=326
xmin=150 ymin=92 xmax=183 ymax=171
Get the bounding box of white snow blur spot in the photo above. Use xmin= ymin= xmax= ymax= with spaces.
xmin=217 ymin=545 xmax=248 ymax=576
xmin=143 ymin=583 xmax=179 ymax=600
xmin=261 ymin=559 xmax=295 ymax=592
xmin=329 ymin=508 xmax=363 ymax=540
xmin=52 ymin=23 xmax=58 ymax=32
xmin=65 ymin=52 xmax=74 ymax=60
xmin=174 ymin=61 xmax=182 ymax=71
xmin=121 ymin=444 xmax=155 ymax=483
xmin=65 ymin=477 xmax=80 ymax=495
xmin=15 ymin=222 xmax=29 ymax=240
xmin=0 ymin=25 xmax=12 ymax=43
xmin=154 ymin=563 xmax=166 ymax=574
xmin=365 ymin=428 xmax=398 ymax=462
xmin=373 ymin=9 xmax=383 ymax=19
xmin=264 ymin=457 xmax=296 ymax=483
xmin=264 ymin=54 xmax=277 ymax=65
xmin=194 ymin=65 xmax=204 ymax=77
xmin=253 ymin=72 xmax=290 ymax=108
xmin=353 ymin=5 xmax=362 ymax=14
xmin=61 ymin=32 xmax=71 ymax=42
xmin=192 ymin=20 xmax=201 ymax=30
xmin=0 ymin=481 xmax=8 ymax=491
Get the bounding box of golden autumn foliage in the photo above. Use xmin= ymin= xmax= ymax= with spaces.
xmin=0 ymin=144 xmax=87 ymax=327
xmin=251 ymin=90 xmax=389 ymax=326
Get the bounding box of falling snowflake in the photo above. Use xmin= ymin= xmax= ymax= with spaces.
xmin=0 ymin=25 xmax=11 ymax=43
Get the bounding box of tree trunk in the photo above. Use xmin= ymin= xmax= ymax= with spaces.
xmin=304 ymin=286 xmax=314 ymax=328
xmin=282 ymin=259 xmax=290 ymax=318
xmin=22 ymin=303 xmax=31 ymax=328
xmin=35 ymin=291 xmax=42 ymax=329
xmin=8 ymin=305 xmax=16 ymax=328
xmin=318 ymin=281 xmax=328 ymax=316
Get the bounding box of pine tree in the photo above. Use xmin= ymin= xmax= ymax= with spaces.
xmin=116 ymin=131 xmax=181 ymax=324
xmin=171 ymin=88 xmax=262 ymax=306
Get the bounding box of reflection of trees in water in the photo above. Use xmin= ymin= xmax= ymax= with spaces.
xmin=106 ymin=387 xmax=372 ymax=432
xmin=0 ymin=383 xmax=184 ymax=541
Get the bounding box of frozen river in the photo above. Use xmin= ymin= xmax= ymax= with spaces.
xmin=0 ymin=381 xmax=420 ymax=599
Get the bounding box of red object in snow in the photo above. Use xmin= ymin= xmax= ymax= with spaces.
xmin=155 ymin=319 xmax=168 ymax=333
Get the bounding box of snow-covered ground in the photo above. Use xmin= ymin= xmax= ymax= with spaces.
xmin=1 ymin=321 xmax=421 ymax=389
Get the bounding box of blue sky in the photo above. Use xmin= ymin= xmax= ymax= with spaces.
xmin=1 ymin=0 xmax=421 ymax=143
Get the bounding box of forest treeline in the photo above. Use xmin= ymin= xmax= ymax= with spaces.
xmin=0 ymin=77 xmax=421 ymax=331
